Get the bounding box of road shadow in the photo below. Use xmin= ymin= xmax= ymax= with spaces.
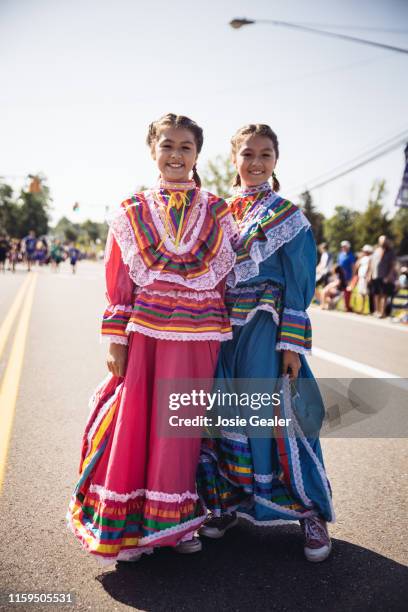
xmin=97 ymin=522 xmax=408 ymax=612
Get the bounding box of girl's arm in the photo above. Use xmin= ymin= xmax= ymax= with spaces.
xmin=277 ymin=227 xmax=317 ymax=377
xmin=102 ymin=230 xmax=135 ymax=377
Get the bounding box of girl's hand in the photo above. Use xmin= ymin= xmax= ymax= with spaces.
xmin=282 ymin=349 xmax=301 ymax=380
xmin=107 ymin=342 xmax=128 ymax=378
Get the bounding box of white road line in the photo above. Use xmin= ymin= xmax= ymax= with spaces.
xmin=312 ymin=346 xmax=404 ymax=379
xmin=310 ymin=306 xmax=408 ymax=334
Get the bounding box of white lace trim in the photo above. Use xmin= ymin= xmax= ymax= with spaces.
xmin=283 ymin=307 xmax=309 ymax=319
xmin=254 ymin=494 xmax=314 ymax=519
xmin=136 ymin=287 xmax=222 ymax=301
xmin=220 ymin=429 xmax=248 ymax=443
xmin=227 ymin=282 xmax=276 ymax=294
xmin=292 ymin=428 xmax=335 ymax=522
xmin=66 ymin=511 xmax=206 ymax=564
xmin=221 ymin=213 xmax=241 ymax=244
xmin=253 ymin=473 xmax=275 ymax=483
xmin=126 ymin=322 xmax=232 ymax=342
xmin=228 ymin=209 xmax=310 ymax=287
xmin=104 ymin=303 xmax=133 ymax=313
xmin=100 ymin=335 xmax=129 ymax=345
xmin=231 ymin=304 xmax=280 ymax=327
xmin=281 ymin=377 xmax=313 ymax=509
xmin=138 ymin=513 xmax=206 ymax=546
xmin=89 ymin=484 xmax=199 ymax=503
xmin=116 ymin=547 xmax=154 ymax=563
xmin=282 ymin=376 xmax=335 ymax=522
xmin=110 ymin=201 xmax=236 ymax=290
xmin=275 ymin=341 xmax=311 ymax=355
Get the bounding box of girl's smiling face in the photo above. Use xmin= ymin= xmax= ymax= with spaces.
xmin=152 ymin=127 xmax=198 ymax=183
xmin=233 ymin=134 xmax=277 ymax=188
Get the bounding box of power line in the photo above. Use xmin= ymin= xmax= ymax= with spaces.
xmin=231 ymin=18 xmax=408 ymax=54
xmin=292 ymin=129 xmax=408 ymax=189
xmin=294 ymin=23 xmax=408 ymax=34
xmin=288 ymin=133 xmax=408 ymax=193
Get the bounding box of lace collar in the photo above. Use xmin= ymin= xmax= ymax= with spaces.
xmin=158 ymin=179 xmax=196 ymax=191
xmin=234 ymin=181 xmax=272 ymax=197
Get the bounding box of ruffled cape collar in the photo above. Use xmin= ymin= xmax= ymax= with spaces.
xmin=227 ymin=187 xmax=311 ymax=287
xmin=108 ymin=188 xmax=237 ymax=290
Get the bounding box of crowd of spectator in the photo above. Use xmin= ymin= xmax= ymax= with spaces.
xmin=315 ymin=235 xmax=408 ymax=324
xmin=0 ymin=231 xmax=82 ymax=274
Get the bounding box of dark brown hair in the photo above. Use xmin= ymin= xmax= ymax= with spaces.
xmin=231 ymin=124 xmax=280 ymax=191
xmin=146 ymin=113 xmax=203 ymax=187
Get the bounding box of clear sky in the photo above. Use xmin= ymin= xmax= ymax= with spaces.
xmin=1 ymin=0 xmax=407 ymax=224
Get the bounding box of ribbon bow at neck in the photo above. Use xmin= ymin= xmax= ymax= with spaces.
xmin=158 ymin=191 xmax=190 ymax=249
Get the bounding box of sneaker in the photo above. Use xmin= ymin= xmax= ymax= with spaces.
xmin=174 ymin=536 xmax=202 ymax=554
xmin=199 ymin=512 xmax=238 ymax=539
xmin=300 ymin=516 xmax=332 ymax=562
xmin=119 ymin=552 xmax=143 ymax=562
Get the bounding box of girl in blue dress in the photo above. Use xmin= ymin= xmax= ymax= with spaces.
xmin=198 ymin=124 xmax=334 ymax=562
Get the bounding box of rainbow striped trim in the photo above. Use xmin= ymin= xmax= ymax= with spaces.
xmin=198 ymin=432 xmax=311 ymax=518
xmin=101 ymin=305 xmax=132 ymax=339
xmin=67 ymin=378 xmax=206 ymax=563
xmin=225 ymin=282 xmax=283 ymax=327
xmin=276 ymin=308 xmax=312 ymax=354
xmin=236 ymin=197 xmax=300 ymax=259
xmin=67 ymin=489 xmax=204 ymax=562
xmin=127 ymin=288 xmax=232 ymax=341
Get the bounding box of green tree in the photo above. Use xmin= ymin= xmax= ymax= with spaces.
xmin=54 ymin=216 xmax=80 ymax=242
xmin=202 ymin=155 xmax=235 ymax=198
xmin=96 ymin=221 xmax=109 ymax=244
xmin=81 ymin=219 xmax=100 ymax=243
xmin=391 ymin=206 xmax=408 ymax=255
xmin=17 ymin=174 xmax=51 ymax=237
xmin=0 ymin=182 xmax=19 ymax=236
xmin=299 ymin=190 xmax=325 ymax=244
xmin=324 ymin=205 xmax=361 ymax=251
xmin=353 ymin=180 xmax=391 ymax=249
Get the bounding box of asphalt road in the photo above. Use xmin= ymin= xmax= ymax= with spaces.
xmin=0 ymin=262 xmax=407 ymax=612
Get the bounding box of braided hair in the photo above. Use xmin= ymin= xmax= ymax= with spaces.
xmin=230 ymin=124 xmax=280 ymax=191
xmin=146 ymin=113 xmax=203 ymax=187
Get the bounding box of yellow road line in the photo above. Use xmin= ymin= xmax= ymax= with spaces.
xmin=0 ymin=273 xmax=37 ymax=492
xmin=0 ymin=274 xmax=32 ymax=361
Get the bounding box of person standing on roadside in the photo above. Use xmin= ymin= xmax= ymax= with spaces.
xmin=315 ymin=242 xmax=333 ymax=303
xmin=198 ymin=123 xmax=334 ymax=563
xmin=355 ymin=245 xmax=373 ymax=314
xmin=66 ymin=113 xmax=237 ymax=564
xmin=337 ymin=240 xmax=356 ymax=312
xmin=369 ymin=235 xmax=396 ymax=318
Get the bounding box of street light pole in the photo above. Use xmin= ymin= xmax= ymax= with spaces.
xmin=230 ymin=18 xmax=408 ymax=55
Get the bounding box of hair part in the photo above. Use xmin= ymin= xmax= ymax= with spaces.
xmin=146 ymin=113 xmax=203 ymax=187
xmin=231 ymin=123 xmax=280 ymax=191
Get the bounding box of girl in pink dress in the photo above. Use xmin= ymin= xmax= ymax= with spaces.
xmin=66 ymin=113 xmax=237 ymax=564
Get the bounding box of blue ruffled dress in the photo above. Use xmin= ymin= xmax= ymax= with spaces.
xmin=197 ymin=182 xmax=335 ymax=525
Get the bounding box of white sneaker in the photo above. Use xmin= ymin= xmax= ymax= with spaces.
xmin=174 ymin=536 xmax=202 ymax=554
xmin=199 ymin=512 xmax=238 ymax=539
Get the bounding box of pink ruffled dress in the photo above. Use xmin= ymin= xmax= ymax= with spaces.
xmin=66 ymin=180 xmax=237 ymax=564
